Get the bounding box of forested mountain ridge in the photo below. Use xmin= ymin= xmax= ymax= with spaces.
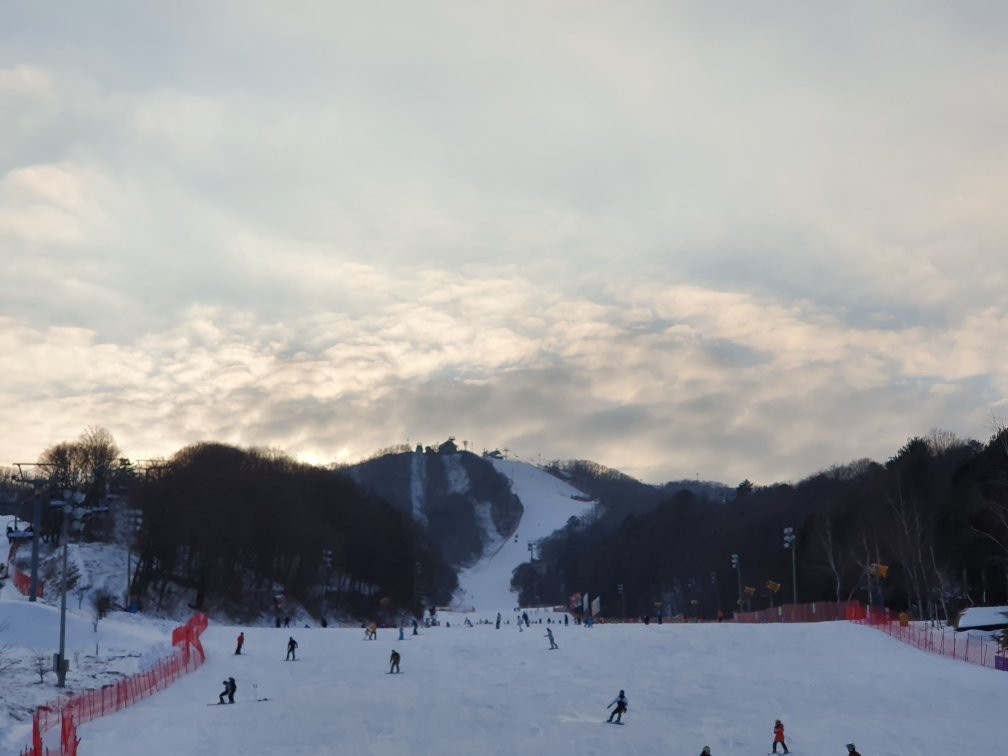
xmin=343 ymin=445 xmax=523 ymax=567
xmin=514 ymin=430 xmax=1008 ymax=623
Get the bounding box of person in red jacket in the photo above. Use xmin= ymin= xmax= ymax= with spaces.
xmin=771 ymin=719 xmax=789 ymax=754
xmin=235 ymin=632 xmax=244 ymax=655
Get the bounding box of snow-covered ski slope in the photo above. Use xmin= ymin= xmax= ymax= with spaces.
xmin=452 ymin=459 xmax=595 ymax=611
xmin=72 ymin=619 xmax=1007 ymax=756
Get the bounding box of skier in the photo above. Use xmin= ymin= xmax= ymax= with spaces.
xmin=522 ymin=611 xmax=529 ymax=627
xmin=606 ymin=690 xmax=628 ymax=723
xmin=700 ymin=748 xmax=711 ymax=756
xmin=365 ymin=623 xmax=377 ymax=640
xmin=286 ymin=636 xmax=298 ymax=661
xmin=564 ymin=614 xmax=568 ymax=626
xmin=496 ymin=612 xmax=501 ymax=629
xmin=389 ymin=649 xmax=400 ymax=673
xmin=412 ymin=619 xmax=418 ymax=636
xmin=845 ymin=745 xmax=861 ymax=756
xmin=234 ymin=632 xmax=244 ymax=655
xmin=218 ymin=677 xmax=236 ymax=704
xmin=546 ymin=627 xmax=558 ymax=649
xmin=771 ymin=719 xmax=789 ymax=754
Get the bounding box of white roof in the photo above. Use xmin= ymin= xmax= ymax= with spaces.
xmin=956 ymin=605 xmax=1008 ymax=630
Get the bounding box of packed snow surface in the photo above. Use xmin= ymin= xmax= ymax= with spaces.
xmin=452 ymin=460 xmax=595 ymax=611
xmin=68 ymin=616 xmax=1008 ymax=756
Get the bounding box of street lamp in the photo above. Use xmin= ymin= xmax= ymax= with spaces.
xmin=124 ymin=509 xmax=143 ymax=609
xmin=56 ymin=489 xmax=73 ymax=687
xmin=321 ymin=549 xmax=333 ymax=623
xmin=730 ymin=553 xmax=743 ymax=612
xmin=783 ymin=527 xmax=797 ymax=605
xmin=413 ymin=561 xmax=421 ymax=616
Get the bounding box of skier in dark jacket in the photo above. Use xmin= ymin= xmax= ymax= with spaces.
xmin=700 ymin=748 xmax=711 ymax=756
xmin=606 ymin=690 xmax=628 ymax=723
xmin=846 ymin=745 xmax=861 ymax=756
xmin=389 ymin=649 xmax=400 ymax=673
xmin=219 ymin=677 xmax=236 ymax=704
xmin=286 ymin=636 xmax=298 ymax=661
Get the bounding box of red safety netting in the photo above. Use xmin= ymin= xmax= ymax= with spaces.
xmin=853 ymin=607 xmax=1007 ymax=671
xmin=733 ymin=600 xmax=863 ymax=623
xmin=21 ymin=613 xmax=209 ymax=755
xmin=7 ymin=544 xmax=45 ymax=598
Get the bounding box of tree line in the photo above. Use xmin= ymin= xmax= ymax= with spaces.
xmin=515 ymin=428 xmax=1008 ymax=623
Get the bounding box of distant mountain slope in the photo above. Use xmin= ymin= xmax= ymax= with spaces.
xmin=346 ymin=450 xmax=523 ymax=567
xmin=452 ymin=459 xmax=596 ymax=611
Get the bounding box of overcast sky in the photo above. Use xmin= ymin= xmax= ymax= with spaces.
xmin=2 ymin=2 xmax=1006 ymax=484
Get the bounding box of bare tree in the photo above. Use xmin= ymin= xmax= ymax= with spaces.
xmin=32 ymin=651 xmax=49 ymax=684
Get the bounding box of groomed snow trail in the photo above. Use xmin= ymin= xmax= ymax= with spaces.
xmin=74 ymin=619 xmax=1008 ymax=756
xmin=452 ymin=460 xmax=595 ymax=611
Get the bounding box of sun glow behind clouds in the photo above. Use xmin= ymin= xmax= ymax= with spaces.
xmin=1 ymin=3 xmax=1007 ymax=482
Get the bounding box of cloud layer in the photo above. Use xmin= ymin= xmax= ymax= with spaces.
xmin=2 ymin=3 xmax=1006 ymax=483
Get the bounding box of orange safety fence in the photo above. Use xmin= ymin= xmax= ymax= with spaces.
xmin=21 ymin=613 xmax=208 ymax=755
xmin=733 ymin=600 xmax=864 ymax=623
xmin=853 ymin=606 xmax=1007 ymax=672
xmin=7 ymin=544 xmax=45 ymax=598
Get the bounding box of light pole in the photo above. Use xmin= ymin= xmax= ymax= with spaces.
xmin=730 ymin=553 xmax=743 ymax=612
xmin=124 ymin=509 xmax=143 ymax=609
xmin=29 ymin=484 xmax=42 ymax=601
xmin=617 ymin=583 xmax=625 ymax=621
xmin=783 ymin=527 xmax=797 ymax=605
xmin=321 ymin=549 xmax=333 ymax=623
xmin=413 ymin=561 xmax=421 ymax=617
xmin=56 ymin=489 xmax=73 ymax=688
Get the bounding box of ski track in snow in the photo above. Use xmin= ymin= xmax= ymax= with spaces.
xmin=63 ymin=619 xmax=1008 ymax=756
xmin=452 ymin=460 xmax=595 ymax=612
xmin=410 ymin=451 xmax=427 ymax=525
xmin=6 ymin=477 xmax=1008 ymax=755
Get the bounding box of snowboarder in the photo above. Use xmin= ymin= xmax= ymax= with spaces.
xmin=235 ymin=632 xmax=244 ymax=655
xmin=218 ymin=677 xmax=236 ymax=704
xmin=846 ymin=745 xmax=861 ymax=756
xmin=365 ymin=623 xmax=377 ymax=640
xmin=546 ymin=627 xmax=558 ymax=649
xmin=700 ymin=748 xmax=711 ymax=756
xmin=606 ymin=690 xmax=628 ymax=723
xmin=389 ymin=649 xmax=400 ymax=673
xmin=286 ymin=636 xmax=298 ymax=661
xmin=772 ymin=720 xmax=789 ymax=754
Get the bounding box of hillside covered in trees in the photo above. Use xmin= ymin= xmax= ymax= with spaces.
xmin=514 ymin=429 xmax=1008 ymax=623
xmin=126 ymin=443 xmax=457 ymax=620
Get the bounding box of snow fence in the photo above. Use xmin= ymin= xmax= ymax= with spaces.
xmin=7 ymin=544 xmax=45 ymax=598
xmin=21 ymin=612 xmax=208 ymax=756
xmin=732 ymin=600 xmax=863 ymax=623
xmin=854 ymin=606 xmax=1007 ymax=672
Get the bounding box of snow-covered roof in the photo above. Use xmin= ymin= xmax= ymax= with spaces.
xmin=955 ymin=605 xmax=1008 ymax=630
